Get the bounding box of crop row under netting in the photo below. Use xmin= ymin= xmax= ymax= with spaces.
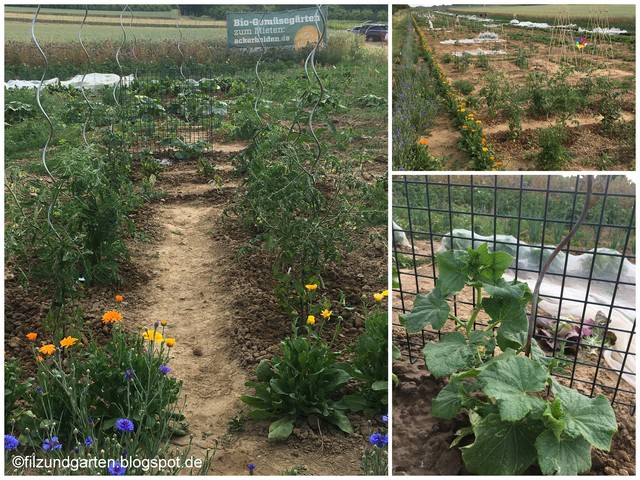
xmin=392 ymin=174 xmax=636 ymax=411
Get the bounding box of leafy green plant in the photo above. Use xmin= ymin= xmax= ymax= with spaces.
xmin=442 ymin=53 xmax=453 ymax=64
xmin=341 ymin=305 xmax=388 ymax=414
xmin=474 ymin=53 xmax=490 ymax=69
xmin=399 ymin=244 xmax=617 ymax=475
xmin=536 ymin=123 xmax=571 ymax=170
xmin=4 ymin=358 xmax=35 ymax=432
xmin=515 ymin=47 xmax=529 ymax=69
xmin=159 ymin=137 xmax=209 ymax=161
xmin=452 ymin=79 xmax=475 ymax=96
xmin=240 ymin=328 xmax=353 ymax=441
xmin=5 ymin=101 xmax=36 ymax=125
xmin=453 ymin=53 xmax=471 ymax=72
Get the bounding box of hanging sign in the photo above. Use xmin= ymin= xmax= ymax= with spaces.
xmin=227 ymin=6 xmax=328 ymax=50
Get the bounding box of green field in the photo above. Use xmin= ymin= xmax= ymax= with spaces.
xmin=4 ymin=6 xmax=178 ymax=18
xmin=4 ymin=20 xmax=227 ymax=43
xmin=447 ymin=4 xmax=635 ymax=18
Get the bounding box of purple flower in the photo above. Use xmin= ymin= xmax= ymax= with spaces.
xmin=84 ymin=436 xmax=93 ymax=447
xmin=382 ymin=414 xmax=388 ymax=423
xmin=577 ymin=318 xmax=596 ymax=338
xmin=159 ymin=365 xmax=171 ymax=375
xmin=248 ymin=463 xmax=256 ymax=475
xmin=123 ymin=369 xmax=135 ymax=381
xmin=42 ymin=437 xmax=62 ymax=451
xmin=369 ymin=432 xmax=388 ymax=447
xmin=115 ymin=418 xmax=134 ymax=432
xmin=36 ymin=386 xmax=43 ymax=395
xmin=5 ymin=435 xmax=19 ymax=451
xmin=108 ymin=461 xmax=126 ymax=475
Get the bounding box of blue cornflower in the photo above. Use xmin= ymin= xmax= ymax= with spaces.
xmin=108 ymin=461 xmax=126 ymax=475
xmin=382 ymin=414 xmax=388 ymax=423
xmin=88 ymin=416 xmax=94 ymax=426
xmin=123 ymin=369 xmax=135 ymax=381
xmin=369 ymin=432 xmax=388 ymax=448
xmin=84 ymin=436 xmax=93 ymax=447
xmin=74 ymin=445 xmax=80 ymax=454
xmin=36 ymin=387 xmax=43 ymax=395
xmin=248 ymin=463 xmax=256 ymax=475
xmin=115 ymin=418 xmax=134 ymax=432
xmin=5 ymin=435 xmax=19 ymax=451
xmin=158 ymin=365 xmax=171 ymax=375
xmin=42 ymin=437 xmax=62 ymax=451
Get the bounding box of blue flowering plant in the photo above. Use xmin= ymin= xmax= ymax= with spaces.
xmin=361 ymin=415 xmax=388 ymax=475
xmin=400 ymin=244 xmax=618 ymax=475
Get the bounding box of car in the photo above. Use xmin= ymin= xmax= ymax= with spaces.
xmin=348 ymin=23 xmax=388 ymax=42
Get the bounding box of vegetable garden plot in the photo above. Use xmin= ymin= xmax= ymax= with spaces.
xmin=391 ymin=175 xmax=636 ymax=475
xmin=5 ymin=5 xmax=388 ymax=476
xmin=392 ymin=7 xmax=635 ymax=171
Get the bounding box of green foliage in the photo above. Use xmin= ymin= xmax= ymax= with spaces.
xmin=536 ymin=123 xmax=571 ymax=170
xmin=474 ymin=53 xmax=490 ymax=69
xmin=5 ymin=101 xmax=36 ymax=125
xmin=453 ymin=53 xmax=471 ymax=72
xmin=341 ymin=306 xmax=388 ymax=414
xmin=4 ymin=358 xmax=35 ymax=432
xmin=515 ymin=47 xmax=529 ymax=69
xmin=240 ymin=330 xmax=353 ymax=441
xmin=400 ymin=244 xmax=618 ymax=475
xmin=452 ymin=79 xmax=475 ymax=95
xmin=159 ymin=137 xmax=209 ymax=161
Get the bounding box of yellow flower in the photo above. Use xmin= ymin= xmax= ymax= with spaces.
xmin=374 ymin=293 xmax=384 ymax=302
xmin=142 ymin=330 xmax=164 ymax=343
xmin=476 ymin=120 xmax=482 ymax=124
xmin=305 ymin=284 xmax=318 ymax=291
xmin=307 ymin=315 xmax=316 ymax=325
xmin=161 ymin=319 xmax=167 ymax=327
xmin=321 ymin=309 xmax=332 ymax=319
xmin=382 ymin=290 xmax=389 ymax=297
xmin=482 ymin=147 xmax=489 ymax=152
xmin=489 ymin=156 xmax=495 ymax=161
xmin=459 ymin=108 xmax=466 ymax=113
xmin=102 ymin=310 xmax=123 ymax=324
xmin=60 ymin=336 xmax=78 ymax=349
xmin=26 ymin=332 xmax=38 ymax=341
xmin=40 ymin=344 xmax=55 ymax=356
xmin=165 ymin=338 xmax=175 ymax=347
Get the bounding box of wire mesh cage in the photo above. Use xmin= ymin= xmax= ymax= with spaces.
xmin=392 ymin=174 xmax=636 ymax=411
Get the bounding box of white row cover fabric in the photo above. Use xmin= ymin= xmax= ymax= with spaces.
xmin=440 ymin=31 xmax=505 ymax=45
xmin=6 ymin=73 xmax=134 ymax=90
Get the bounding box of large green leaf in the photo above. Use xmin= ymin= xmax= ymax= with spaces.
xmin=552 ymin=381 xmax=617 ymax=451
xmin=399 ymin=286 xmax=450 ymax=333
xmin=462 ymin=413 xmax=543 ymax=475
xmin=268 ymin=417 xmax=295 ymax=440
xmin=484 ymin=281 xmax=530 ymax=350
xmin=328 ymin=410 xmax=354 ymax=434
xmin=431 ymin=380 xmax=478 ymax=419
xmin=435 ymin=250 xmax=468 ymax=295
xmin=541 ymin=399 xmax=567 ymax=440
xmin=423 ymin=332 xmax=475 ymax=378
xmin=535 ymin=429 xmax=592 ymax=475
xmin=478 ymin=245 xmax=514 ymax=283
xmin=478 ymin=355 xmax=548 ymax=421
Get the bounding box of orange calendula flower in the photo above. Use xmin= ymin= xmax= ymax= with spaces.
xmin=161 ymin=319 xmax=167 ymax=327
xmin=374 ymin=293 xmax=384 ymax=302
xmin=489 ymin=156 xmax=495 ymax=161
xmin=491 ymin=168 xmax=497 ymax=171
xmin=142 ymin=330 xmax=164 ymax=343
xmin=462 ymin=125 xmax=468 ymax=130
xmin=305 ymin=284 xmax=318 ymax=291
xmin=307 ymin=315 xmax=316 ymax=325
xmin=60 ymin=336 xmax=78 ymax=349
xmin=495 ymin=161 xmax=504 ymax=166
xmin=481 ymin=138 xmax=487 ymax=144
xmin=40 ymin=344 xmax=56 ymax=356
xmin=26 ymin=332 xmax=38 ymax=341
xmin=165 ymin=338 xmax=175 ymax=347
xmin=102 ymin=310 xmax=123 ymax=324
xmin=37 ymin=356 xmax=44 ymax=362
xmin=115 ymin=294 xmax=123 ymax=302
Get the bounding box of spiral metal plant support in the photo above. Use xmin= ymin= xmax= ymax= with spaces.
xmin=112 ymin=5 xmax=128 ymax=116
xmin=176 ymin=5 xmax=187 ymax=81
xmin=253 ymin=8 xmax=268 ymax=125
xmin=126 ymin=5 xmax=139 ymax=80
xmin=525 ymin=176 xmax=595 ymax=356
xmin=78 ymin=5 xmax=94 ymax=147
xmin=31 ymin=6 xmax=61 ymax=240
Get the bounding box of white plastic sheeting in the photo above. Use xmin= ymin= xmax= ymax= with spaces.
xmin=439 ymin=229 xmax=636 ymax=388
xmin=452 ymin=48 xmax=506 ymax=57
xmin=393 ymin=221 xmax=412 ymax=249
xmin=440 ymin=31 xmax=505 ymax=45
xmin=5 ymin=73 xmax=134 ymax=90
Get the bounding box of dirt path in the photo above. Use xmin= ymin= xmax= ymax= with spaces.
xmin=127 ymin=144 xmax=367 ymax=475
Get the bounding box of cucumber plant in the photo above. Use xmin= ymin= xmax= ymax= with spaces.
xmin=400 ymin=243 xmax=617 ymax=475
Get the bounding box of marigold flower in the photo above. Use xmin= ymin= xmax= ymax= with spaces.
xmin=59 ymin=336 xmax=78 ymax=349
xmin=482 ymin=147 xmax=489 ymax=152
xmin=417 ymin=136 xmax=429 ymax=146
xmin=307 ymin=315 xmax=316 ymax=325
xmin=382 ymin=290 xmax=389 ymax=297
xmin=102 ymin=310 xmax=123 ymax=324
xmin=305 ymin=284 xmax=318 ymax=291
xmin=374 ymin=293 xmax=384 ymax=302
xmin=40 ymin=344 xmax=55 ymax=356
xmin=142 ymin=330 xmax=164 ymax=343
xmin=26 ymin=332 xmax=38 ymax=341
xmin=481 ymin=138 xmax=487 ymax=144
xmin=165 ymin=338 xmax=175 ymax=347
xmin=115 ymin=295 xmax=123 ymax=302
xmin=495 ymin=161 xmax=504 ymax=166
